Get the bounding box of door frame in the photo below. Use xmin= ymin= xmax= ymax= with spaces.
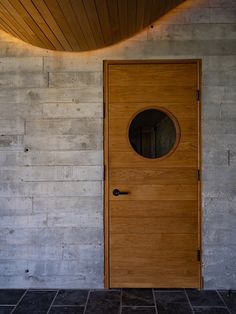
xmin=103 ymin=59 xmax=202 ymax=289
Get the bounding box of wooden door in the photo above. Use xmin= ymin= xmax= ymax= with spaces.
xmin=104 ymin=60 xmax=201 ymax=288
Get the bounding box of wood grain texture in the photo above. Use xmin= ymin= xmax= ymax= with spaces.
xmin=110 ymin=168 xmax=198 ymax=185
xmin=0 ymin=0 xmax=185 ymax=51
xmin=104 ymin=60 xmax=201 ymax=288
xmin=110 ymin=200 xmax=198 ymax=217
xmin=110 ymin=234 xmax=198 ymax=249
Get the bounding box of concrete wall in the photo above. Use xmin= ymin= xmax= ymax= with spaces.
xmin=0 ymin=0 xmax=235 ymax=289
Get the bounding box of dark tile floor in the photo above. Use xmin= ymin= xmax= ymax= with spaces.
xmin=0 ymin=288 xmax=235 ymax=314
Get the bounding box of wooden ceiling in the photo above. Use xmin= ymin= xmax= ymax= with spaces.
xmin=0 ymin=0 xmax=185 ymax=52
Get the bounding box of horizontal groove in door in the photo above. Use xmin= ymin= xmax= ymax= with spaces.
xmin=109 ymin=86 xmax=196 ymax=103
xmin=110 ymin=234 xmax=198 ymax=249
xmin=110 ymin=217 xmax=197 ymax=234
xmin=110 ymin=200 xmax=198 ymax=218
xmin=108 ymin=64 xmax=197 ymax=87
xmin=109 ymin=151 xmax=198 ymax=167
xmin=110 ymin=168 xmax=197 ymax=184
xmin=109 ymin=103 xmax=198 ymax=119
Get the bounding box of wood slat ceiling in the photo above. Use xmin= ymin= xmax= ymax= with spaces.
xmin=0 ymin=0 xmax=185 ymax=52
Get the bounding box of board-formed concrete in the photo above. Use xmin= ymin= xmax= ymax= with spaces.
xmin=0 ymin=0 xmax=235 ymax=289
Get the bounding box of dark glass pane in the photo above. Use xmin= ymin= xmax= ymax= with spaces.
xmin=129 ymin=109 xmax=177 ymax=159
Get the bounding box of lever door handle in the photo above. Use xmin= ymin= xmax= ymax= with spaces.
xmin=112 ymin=189 xmax=129 ymax=196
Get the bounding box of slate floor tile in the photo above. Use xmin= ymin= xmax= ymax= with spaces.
xmin=155 ymin=291 xmax=188 ymax=304
xmin=121 ymin=306 xmax=156 ymax=314
xmin=85 ymin=290 xmax=120 ymax=314
xmin=13 ymin=290 xmax=57 ymax=314
xmin=218 ymin=290 xmax=236 ymax=314
xmin=154 ymin=288 xmax=184 ymax=291
xmin=0 ymin=306 xmax=15 ymax=314
xmin=155 ymin=291 xmax=192 ymax=314
xmin=193 ymin=307 xmax=229 ymax=314
xmin=0 ymin=288 xmax=233 ymax=314
xmin=158 ymin=303 xmax=192 ymax=314
xmin=122 ymin=289 xmax=154 ymax=306
xmin=49 ymin=306 xmax=84 ymax=314
xmin=186 ymin=290 xmax=224 ymax=307
xmin=53 ymin=290 xmax=88 ymax=306
xmin=0 ymin=290 xmax=25 ymax=305
xmin=122 ymin=306 xmax=156 ymax=314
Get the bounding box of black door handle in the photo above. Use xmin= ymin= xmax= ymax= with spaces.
xmin=112 ymin=189 xmax=129 ymax=196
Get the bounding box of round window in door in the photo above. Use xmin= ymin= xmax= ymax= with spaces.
xmin=128 ymin=108 xmax=179 ymax=159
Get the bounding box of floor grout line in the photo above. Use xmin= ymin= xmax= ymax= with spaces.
xmin=184 ymin=289 xmax=195 ymax=314
xmin=83 ymin=289 xmax=91 ymax=314
xmin=152 ymin=288 xmax=159 ymax=314
xmin=46 ymin=290 xmax=59 ymax=314
xmin=90 ymin=289 xmax=121 ymax=291
xmin=153 ymin=290 xmax=184 ymax=292
xmin=27 ymin=289 xmax=59 ymax=291
xmin=193 ymin=306 xmax=230 ymax=308
xmin=50 ymin=305 xmax=86 ymax=307
xmin=11 ymin=289 xmax=28 ymax=314
xmin=212 ymin=291 xmax=232 ymax=314
xmin=119 ymin=288 xmax=122 ymax=314
xmin=122 ymin=305 xmax=158 ymax=308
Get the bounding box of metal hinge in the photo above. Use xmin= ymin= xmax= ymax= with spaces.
xmin=196 ymin=90 xmax=200 ymax=101
xmin=197 ymin=249 xmax=201 ymax=262
xmin=197 ymin=169 xmax=201 ymax=181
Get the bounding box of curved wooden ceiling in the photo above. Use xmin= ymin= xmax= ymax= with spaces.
xmin=0 ymin=0 xmax=184 ymax=52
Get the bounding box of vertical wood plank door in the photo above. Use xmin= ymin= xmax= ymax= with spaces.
xmin=104 ymin=60 xmax=201 ymax=288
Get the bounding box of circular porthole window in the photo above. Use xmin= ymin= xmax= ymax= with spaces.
xmin=128 ymin=108 xmax=178 ymax=159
